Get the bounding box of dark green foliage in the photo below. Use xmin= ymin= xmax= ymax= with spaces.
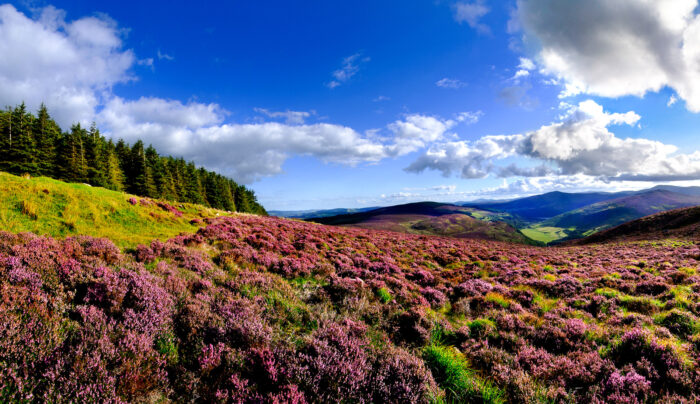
xmin=0 ymin=104 xmax=265 ymax=214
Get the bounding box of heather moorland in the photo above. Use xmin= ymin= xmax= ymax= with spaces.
xmin=2 ymin=212 xmax=700 ymax=402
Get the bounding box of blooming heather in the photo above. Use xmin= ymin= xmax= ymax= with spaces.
xmin=0 ymin=215 xmax=699 ymax=401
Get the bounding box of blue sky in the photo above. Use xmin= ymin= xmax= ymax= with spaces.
xmin=3 ymin=0 xmax=700 ymax=210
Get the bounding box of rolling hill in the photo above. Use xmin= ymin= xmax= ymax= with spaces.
xmin=269 ymin=206 xmax=379 ymax=219
xmin=574 ymin=204 xmax=700 ymax=244
xmin=537 ymin=190 xmax=700 ymax=242
xmin=310 ymin=201 xmax=536 ymax=244
xmin=462 ymin=190 xmax=634 ymax=222
xmin=0 ymin=171 xmax=234 ymax=248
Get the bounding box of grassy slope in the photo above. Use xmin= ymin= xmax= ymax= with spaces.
xmin=0 ymin=171 xmax=233 ymax=248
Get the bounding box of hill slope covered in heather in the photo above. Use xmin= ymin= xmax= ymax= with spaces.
xmin=2 ymin=213 xmax=700 ymax=402
xmin=309 ymin=201 xmax=535 ymax=244
xmin=0 ymin=171 xmax=234 ymax=247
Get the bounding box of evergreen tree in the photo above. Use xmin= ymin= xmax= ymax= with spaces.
xmin=234 ymin=184 xmax=252 ymax=213
xmin=6 ymin=103 xmax=38 ymax=175
xmin=0 ymin=103 xmax=266 ymax=214
xmin=33 ymin=103 xmax=60 ymax=176
xmin=184 ymin=162 xmax=205 ymax=204
xmin=102 ymin=140 xmax=124 ymax=191
xmin=129 ymin=141 xmax=156 ymax=197
xmin=57 ymin=125 xmax=88 ymax=182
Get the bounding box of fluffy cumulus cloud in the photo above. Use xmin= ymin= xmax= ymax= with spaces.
xmin=407 ymin=100 xmax=700 ymax=181
xmin=0 ymin=4 xmax=134 ymax=127
xmin=99 ymin=97 xmax=479 ymax=183
xmin=516 ymin=0 xmax=700 ymax=111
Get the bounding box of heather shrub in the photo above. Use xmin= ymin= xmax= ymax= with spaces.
xmin=1 ymin=213 xmax=700 ymax=402
xmin=371 ymin=347 xmax=439 ymax=403
xmin=293 ymin=321 xmax=372 ymax=402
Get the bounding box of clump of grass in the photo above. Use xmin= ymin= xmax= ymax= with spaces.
xmin=595 ymin=287 xmax=621 ymax=299
xmin=619 ymin=295 xmax=664 ymax=315
xmin=484 ymin=292 xmax=511 ymax=308
xmin=655 ymin=309 xmax=700 ymax=338
xmin=423 ymin=344 xmax=505 ymax=404
xmin=678 ymin=267 xmax=697 ymax=276
xmin=19 ymin=200 xmax=37 ymax=220
xmin=376 ymin=287 xmax=392 ymax=304
xmin=469 ymin=318 xmax=496 ymax=339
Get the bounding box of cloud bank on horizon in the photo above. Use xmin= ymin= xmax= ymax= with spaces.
xmin=0 ymin=1 xmax=700 ymax=208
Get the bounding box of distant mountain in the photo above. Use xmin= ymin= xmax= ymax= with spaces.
xmin=310 ymin=202 xmax=536 ymax=244
xmin=463 ymin=190 xmax=634 ymax=222
xmin=648 ymin=185 xmax=700 ymax=196
xmin=269 ymin=207 xmax=380 ymax=219
xmin=573 ymin=204 xmax=700 ymax=244
xmin=542 ymin=190 xmax=700 ymax=242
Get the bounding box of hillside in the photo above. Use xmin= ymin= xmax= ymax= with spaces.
xmin=2 ymin=213 xmax=700 ymax=402
xmin=269 ymin=206 xmax=379 ymax=219
xmin=540 ymin=190 xmax=700 ymax=242
xmin=575 ymin=204 xmax=700 ymax=244
xmin=0 ymin=171 xmax=234 ymax=247
xmin=463 ymin=190 xmax=632 ymax=221
xmin=310 ymin=202 xmax=535 ymax=244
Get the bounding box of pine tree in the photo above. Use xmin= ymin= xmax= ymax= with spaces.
xmin=6 ymin=103 xmax=38 ymax=175
xmin=129 ymin=141 xmax=156 ymax=197
xmin=57 ymin=125 xmax=88 ymax=182
xmin=33 ymin=103 xmax=60 ymax=176
xmin=0 ymin=107 xmax=11 ymax=168
xmin=102 ymin=140 xmax=124 ymax=191
xmin=184 ymin=162 xmax=205 ymax=204
xmin=234 ymin=184 xmax=252 ymax=213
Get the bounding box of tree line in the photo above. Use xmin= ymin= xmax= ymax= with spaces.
xmin=0 ymin=103 xmax=266 ymax=215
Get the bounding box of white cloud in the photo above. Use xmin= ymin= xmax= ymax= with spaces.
xmin=0 ymin=4 xmax=134 ymax=127
xmin=436 ymin=77 xmax=467 ymax=89
xmin=373 ymin=95 xmax=390 ymax=102
xmin=157 ymin=49 xmax=174 ymax=61
xmin=254 ymin=108 xmax=315 ymax=125
xmin=327 ymin=53 xmax=369 ymax=88
xmin=453 ymin=1 xmax=490 ymax=34
xmin=407 ymin=100 xmax=700 ymax=181
xmin=386 ymin=114 xmax=460 ymax=156
xmin=99 ymin=97 xmax=466 ymax=183
xmin=512 ymin=69 xmax=530 ymax=80
xmin=516 ymin=0 xmax=700 ymax=111
xmin=455 ymin=111 xmax=483 ymax=124
xmin=518 ymin=57 xmax=535 ymax=71
xmin=668 ymin=95 xmax=679 ymax=107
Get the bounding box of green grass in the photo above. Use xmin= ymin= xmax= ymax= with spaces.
xmin=520 ymin=226 xmax=569 ymax=243
xmin=0 ymin=171 xmax=234 ymax=248
xmin=376 ymin=287 xmax=393 ymax=303
xmin=423 ymin=344 xmax=505 ymax=404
